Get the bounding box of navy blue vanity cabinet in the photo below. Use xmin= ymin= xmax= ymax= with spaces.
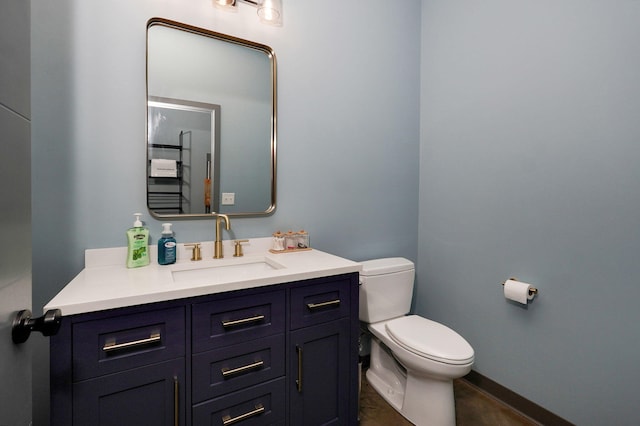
xmin=50 ymin=303 xmax=187 ymax=426
xmin=289 ymin=275 xmax=360 ymax=425
xmin=50 ymin=272 xmax=359 ymax=426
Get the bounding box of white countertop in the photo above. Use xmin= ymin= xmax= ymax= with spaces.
xmin=44 ymin=238 xmax=361 ymax=316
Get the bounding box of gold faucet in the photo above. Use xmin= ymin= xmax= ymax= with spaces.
xmin=214 ymin=214 xmax=230 ymax=259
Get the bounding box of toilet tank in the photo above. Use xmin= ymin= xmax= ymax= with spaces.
xmin=359 ymin=257 xmax=415 ymax=323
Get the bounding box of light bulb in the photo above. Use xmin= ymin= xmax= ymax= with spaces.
xmin=257 ymin=0 xmax=282 ymax=26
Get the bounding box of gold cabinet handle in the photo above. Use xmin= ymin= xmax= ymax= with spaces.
xmin=222 ymin=404 xmax=265 ymax=425
xmin=221 ymin=360 xmax=264 ymax=378
xmin=306 ymin=299 xmax=341 ymax=310
xmin=222 ymin=315 xmax=265 ymax=328
xmin=173 ymin=376 xmax=179 ymax=426
xmin=296 ymin=345 xmax=303 ymax=393
xmin=102 ymin=332 xmax=161 ymax=352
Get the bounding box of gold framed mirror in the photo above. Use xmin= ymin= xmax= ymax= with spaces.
xmin=146 ymin=18 xmax=276 ymax=218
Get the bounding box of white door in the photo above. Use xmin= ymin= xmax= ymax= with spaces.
xmin=0 ymin=0 xmax=32 ymax=424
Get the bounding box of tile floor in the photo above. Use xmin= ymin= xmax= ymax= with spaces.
xmin=359 ymin=371 xmax=539 ymax=426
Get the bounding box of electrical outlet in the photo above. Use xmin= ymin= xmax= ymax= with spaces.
xmin=222 ymin=192 xmax=235 ymax=205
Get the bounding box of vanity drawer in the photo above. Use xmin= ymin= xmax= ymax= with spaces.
xmin=192 ymin=377 xmax=286 ymax=426
xmin=192 ymin=289 xmax=285 ymax=353
xmin=72 ymin=306 xmax=185 ymax=381
xmin=192 ymin=334 xmax=285 ymax=403
xmin=290 ymin=277 xmax=351 ymax=330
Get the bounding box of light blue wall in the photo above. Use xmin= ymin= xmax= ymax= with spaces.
xmin=32 ymin=1 xmax=421 ymax=303
xmin=418 ymin=1 xmax=640 ymax=425
xmin=31 ymin=1 xmax=420 ymax=423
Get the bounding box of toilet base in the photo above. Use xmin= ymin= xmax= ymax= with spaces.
xmin=403 ymin=373 xmax=456 ymax=426
xmin=367 ymin=338 xmax=457 ymax=426
xmin=366 ymin=343 xmax=406 ymax=413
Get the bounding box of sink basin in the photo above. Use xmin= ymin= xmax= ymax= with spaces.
xmin=171 ymin=257 xmax=286 ymax=283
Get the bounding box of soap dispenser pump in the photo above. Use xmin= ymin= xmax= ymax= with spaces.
xmin=126 ymin=213 xmax=150 ymax=268
xmin=158 ymin=223 xmax=177 ymax=265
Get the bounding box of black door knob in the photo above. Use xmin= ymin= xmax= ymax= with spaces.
xmin=12 ymin=309 xmax=62 ymax=344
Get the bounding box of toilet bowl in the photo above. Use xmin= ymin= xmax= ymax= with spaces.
xmin=359 ymin=258 xmax=474 ymax=426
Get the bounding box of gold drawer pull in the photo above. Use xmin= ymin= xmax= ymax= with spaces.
xmin=222 ymin=404 xmax=265 ymax=425
xmin=221 ymin=360 xmax=265 ymax=378
xmin=102 ymin=332 xmax=161 ymax=352
xmin=307 ymin=299 xmax=341 ymax=310
xmin=222 ymin=315 xmax=265 ymax=328
xmin=296 ymin=345 xmax=303 ymax=393
xmin=296 ymin=345 xmax=302 ymax=393
xmin=173 ymin=376 xmax=179 ymax=426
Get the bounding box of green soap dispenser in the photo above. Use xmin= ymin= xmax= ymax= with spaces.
xmin=126 ymin=213 xmax=150 ymax=268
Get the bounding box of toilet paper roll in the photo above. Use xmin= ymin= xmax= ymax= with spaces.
xmin=504 ymin=279 xmax=535 ymax=304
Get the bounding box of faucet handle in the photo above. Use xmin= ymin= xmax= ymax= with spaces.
xmin=233 ymin=240 xmax=249 ymax=257
xmin=185 ymin=243 xmax=202 ymax=261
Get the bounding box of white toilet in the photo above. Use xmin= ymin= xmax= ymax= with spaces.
xmin=359 ymin=258 xmax=474 ymax=426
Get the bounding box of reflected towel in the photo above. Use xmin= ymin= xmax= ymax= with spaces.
xmin=151 ymin=159 xmax=177 ymax=177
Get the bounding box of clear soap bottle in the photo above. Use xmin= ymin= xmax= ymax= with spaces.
xmin=126 ymin=213 xmax=150 ymax=268
xmin=158 ymin=223 xmax=177 ymax=265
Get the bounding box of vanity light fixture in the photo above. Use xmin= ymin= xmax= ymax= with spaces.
xmin=214 ymin=0 xmax=283 ymax=26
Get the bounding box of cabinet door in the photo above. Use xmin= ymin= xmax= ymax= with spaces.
xmin=73 ymin=358 xmax=185 ymax=426
xmin=289 ymin=319 xmax=352 ymax=426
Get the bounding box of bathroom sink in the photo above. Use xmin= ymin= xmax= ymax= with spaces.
xmin=171 ymin=256 xmax=286 ymax=283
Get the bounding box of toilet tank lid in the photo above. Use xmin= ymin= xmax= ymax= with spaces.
xmin=360 ymin=257 xmax=414 ymax=276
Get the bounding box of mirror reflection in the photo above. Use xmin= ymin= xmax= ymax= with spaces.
xmin=148 ymin=97 xmax=220 ymax=214
xmin=146 ymin=18 xmax=277 ymax=218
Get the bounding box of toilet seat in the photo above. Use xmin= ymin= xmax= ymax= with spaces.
xmin=385 ymin=315 xmax=474 ymax=365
